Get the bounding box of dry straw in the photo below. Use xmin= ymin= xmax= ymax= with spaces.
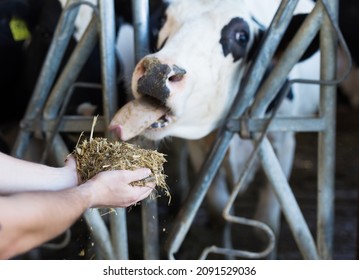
xmin=72 ymin=116 xmax=169 ymax=201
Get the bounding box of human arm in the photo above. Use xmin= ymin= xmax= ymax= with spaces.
xmin=0 ymin=152 xmax=78 ymax=194
xmin=0 ymin=168 xmax=153 ymax=259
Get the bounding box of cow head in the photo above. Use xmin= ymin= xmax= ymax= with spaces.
xmin=109 ymin=0 xmax=315 ymax=141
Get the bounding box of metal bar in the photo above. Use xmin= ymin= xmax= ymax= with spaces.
xmin=166 ymin=0 xmax=300 ymax=260
xmin=132 ymin=0 xmax=151 ymax=59
xmin=41 ymin=83 xmax=102 ymax=163
xmin=110 ymin=210 xmax=128 ymax=259
xmin=258 ymin=137 xmax=319 ymax=259
xmin=50 ymin=134 xmax=71 ymax=167
xmin=99 ymin=0 xmax=118 ymax=126
xmin=43 ymin=116 xmax=106 ymax=132
xmin=83 ymin=209 xmax=115 ymax=259
xmin=34 ymin=115 xmax=326 ymax=136
xmin=166 ymin=130 xmax=234 ymax=259
xmin=132 ymin=0 xmax=160 ymax=260
xmin=199 ymin=216 xmax=275 ymax=259
xmin=228 ymin=0 xmax=300 ymax=121
xmin=11 ymin=0 xmax=81 ymax=158
xmin=238 ymin=1 xmax=324 ymax=260
xmin=317 ymin=0 xmax=338 ymax=260
xmin=43 ymin=18 xmax=99 ymax=120
xmin=97 ymin=0 xmax=127 ymax=260
xmin=226 ymin=117 xmax=326 ymax=133
xmin=250 ymin=3 xmax=324 ymax=117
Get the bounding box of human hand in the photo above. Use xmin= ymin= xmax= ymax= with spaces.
xmin=80 ymin=168 xmax=154 ymax=208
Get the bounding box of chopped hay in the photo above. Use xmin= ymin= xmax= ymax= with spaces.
xmin=71 ymin=117 xmax=169 ymax=201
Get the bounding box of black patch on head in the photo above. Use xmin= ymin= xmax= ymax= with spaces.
xmin=220 ymin=17 xmax=250 ymax=62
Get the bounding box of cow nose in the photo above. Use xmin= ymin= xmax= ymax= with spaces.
xmin=137 ymin=57 xmax=186 ymax=103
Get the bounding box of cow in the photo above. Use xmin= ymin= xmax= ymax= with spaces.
xmin=108 ymin=0 xmax=321 ymax=258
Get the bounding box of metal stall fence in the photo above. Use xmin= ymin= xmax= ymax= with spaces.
xmin=11 ymin=0 xmax=349 ymax=260
xmin=11 ymin=0 xmax=128 ymax=259
xmin=165 ymin=0 xmax=350 ymax=260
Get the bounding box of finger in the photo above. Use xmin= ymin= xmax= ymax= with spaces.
xmin=123 ymin=168 xmax=152 ymax=183
xmin=132 ymin=185 xmax=154 ymax=202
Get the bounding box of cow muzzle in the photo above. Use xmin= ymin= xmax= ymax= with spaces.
xmin=136 ymin=57 xmax=186 ymax=103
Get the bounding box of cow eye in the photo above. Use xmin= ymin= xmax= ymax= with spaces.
xmin=220 ymin=17 xmax=250 ymax=62
xmin=235 ymin=31 xmax=249 ymax=45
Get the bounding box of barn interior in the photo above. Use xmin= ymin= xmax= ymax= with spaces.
xmin=0 ymin=0 xmax=357 ymax=260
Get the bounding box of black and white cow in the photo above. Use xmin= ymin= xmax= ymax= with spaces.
xmin=109 ymin=0 xmax=320 ymax=257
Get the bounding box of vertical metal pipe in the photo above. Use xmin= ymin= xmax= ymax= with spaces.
xmin=132 ymin=0 xmax=160 ymax=260
xmin=99 ymin=0 xmax=118 ymax=124
xmin=132 ymin=0 xmax=150 ymax=59
xmin=98 ymin=0 xmax=128 ymax=260
xmin=317 ymin=0 xmax=338 ymax=260
xmin=83 ymin=210 xmax=115 ymax=259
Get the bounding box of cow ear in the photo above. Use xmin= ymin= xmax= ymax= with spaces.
xmin=246 ymin=28 xmax=265 ymax=62
xmin=276 ymin=13 xmax=319 ymax=62
xmin=247 ymin=14 xmax=319 ymax=63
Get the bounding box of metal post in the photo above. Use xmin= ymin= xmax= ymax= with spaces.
xmin=258 ymin=138 xmax=319 ymax=259
xmin=132 ymin=0 xmax=160 ymax=260
xmin=98 ymin=0 xmax=118 ymax=125
xmin=243 ymin=2 xmax=324 ymax=258
xmin=83 ymin=210 xmax=115 ymax=259
xmin=97 ymin=0 xmax=129 ymax=260
xmin=317 ymin=0 xmax=338 ymax=259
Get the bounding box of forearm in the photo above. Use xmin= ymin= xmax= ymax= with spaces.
xmin=0 ymin=187 xmax=91 ymax=259
xmin=0 ymin=168 xmax=153 ymax=259
xmin=0 ymin=153 xmax=78 ymax=194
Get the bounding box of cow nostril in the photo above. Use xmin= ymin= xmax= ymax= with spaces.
xmin=169 ymin=65 xmax=186 ymax=82
xmin=169 ymin=73 xmax=185 ymax=82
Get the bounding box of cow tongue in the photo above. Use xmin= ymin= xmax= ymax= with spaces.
xmin=108 ymin=97 xmax=168 ymax=141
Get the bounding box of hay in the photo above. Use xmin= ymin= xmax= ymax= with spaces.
xmin=71 ymin=118 xmax=169 ymax=201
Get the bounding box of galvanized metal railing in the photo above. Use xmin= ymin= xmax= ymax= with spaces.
xmin=165 ymin=0 xmax=350 ymax=260
xmin=11 ymin=0 xmax=349 ymax=260
xmin=11 ymin=0 xmax=124 ymax=259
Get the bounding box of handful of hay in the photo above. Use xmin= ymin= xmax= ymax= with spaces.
xmin=72 ymin=125 xmax=169 ymax=200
